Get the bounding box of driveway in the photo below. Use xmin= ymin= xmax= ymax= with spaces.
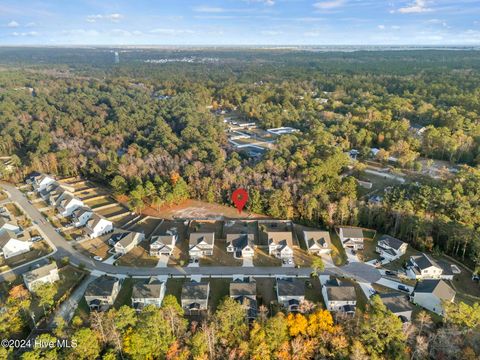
xmin=358 ymin=282 xmax=376 ymax=299
xmin=375 ymin=277 xmax=414 ymax=293
xmin=155 ymin=255 xmax=169 ymax=268
xmin=242 ymin=257 xmax=253 ymax=267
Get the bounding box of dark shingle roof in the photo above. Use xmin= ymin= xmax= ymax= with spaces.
xmin=326 ymin=285 xmax=356 ymax=301
xmin=230 ymin=281 xmax=256 ymax=297
xmin=132 ymin=278 xmax=164 ymax=299
xmin=181 ymin=282 xmax=209 ymax=300
xmin=414 ymin=280 xmax=455 ymax=301
xmin=340 ymin=227 xmax=364 ymax=239
xmin=85 ymin=276 xmax=118 ymax=297
xmin=304 ymin=231 xmax=330 ymax=249
xmin=378 ymin=235 xmax=405 ymax=251
xmin=412 ymin=253 xmax=440 ymax=270
xmin=276 ymin=278 xmax=305 ymax=297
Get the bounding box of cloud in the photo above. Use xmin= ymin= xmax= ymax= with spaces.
xmin=86 ymin=13 xmax=123 ymax=23
xmin=7 ymin=20 xmax=19 ymax=27
xmin=12 ymin=31 xmax=38 ymax=36
xmin=192 ymin=6 xmax=226 ymax=13
xmin=25 ymin=22 xmax=36 ymax=27
xmin=396 ymin=0 xmax=432 ymax=14
xmin=261 ymin=30 xmax=282 ymax=35
xmin=150 ymin=28 xmax=195 ymax=35
xmin=378 ymin=25 xmax=385 ymax=30
xmin=245 ymin=0 xmax=275 ymax=5
xmin=313 ymin=0 xmax=345 ymax=10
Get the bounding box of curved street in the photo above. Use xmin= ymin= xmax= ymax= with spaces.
xmin=0 ymin=182 xmax=380 ymax=283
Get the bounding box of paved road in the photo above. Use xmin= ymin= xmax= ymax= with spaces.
xmin=0 ymin=182 xmax=381 ymax=282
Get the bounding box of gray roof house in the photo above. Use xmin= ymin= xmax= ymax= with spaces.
xmin=267 ymin=232 xmax=294 ymax=259
xmin=23 ymin=262 xmax=60 ymax=292
xmin=189 ymin=233 xmax=215 ymax=258
xmin=84 ymin=276 xmax=121 ymax=311
xmin=379 ymin=293 xmax=413 ymax=322
xmin=406 ymin=253 xmax=453 ymax=280
xmin=150 ymin=234 xmax=177 ymax=257
xmin=230 ymin=279 xmax=257 ymax=320
xmin=72 ymin=207 xmax=93 ymax=228
xmin=303 ymin=230 xmax=331 ymax=255
xmin=322 ymin=277 xmax=357 ymax=314
xmin=411 ymin=279 xmax=455 ymax=316
xmin=226 ymin=233 xmax=255 ymax=259
xmin=0 ymin=230 xmax=31 ymax=259
xmin=276 ymin=278 xmax=305 ymax=312
xmin=376 ymin=235 xmax=408 ymax=261
xmin=338 ymin=227 xmax=365 ymax=250
xmin=131 ymin=277 xmax=166 ymax=311
xmin=112 ymin=231 xmax=145 ymax=255
xmin=181 ymin=281 xmax=210 ymax=313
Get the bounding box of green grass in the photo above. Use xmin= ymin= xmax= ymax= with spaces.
xmin=207 ymin=278 xmax=230 ymax=312
xmin=114 ymin=278 xmax=134 ymax=309
xmin=329 ymin=232 xmax=348 ymax=266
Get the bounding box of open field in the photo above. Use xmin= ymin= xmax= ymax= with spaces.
xmin=116 ymin=242 xmax=159 ymax=267
xmin=139 ymin=199 xmax=268 ymax=220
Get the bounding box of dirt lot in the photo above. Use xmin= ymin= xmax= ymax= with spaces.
xmin=75 ymin=237 xmax=111 ymax=260
xmin=139 ymin=199 xmax=268 ymax=220
xmin=116 ymin=242 xmax=159 ymax=267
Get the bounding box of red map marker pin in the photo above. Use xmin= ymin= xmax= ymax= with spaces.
xmin=232 ymin=188 xmax=248 ymax=213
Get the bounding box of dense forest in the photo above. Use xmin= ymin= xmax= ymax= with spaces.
xmin=1 ymin=285 xmax=479 ymax=360
xmin=0 ymin=48 xmax=480 ymax=272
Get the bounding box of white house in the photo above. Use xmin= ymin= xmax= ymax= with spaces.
xmin=150 ymin=234 xmax=177 ymax=257
xmin=0 ymin=218 xmax=21 ymax=234
xmin=55 ymin=192 xmax=84 ymax=217
xmin=338 ymin=227 xmax=365 ymax=250
xmin=267 ymin=232 xmax=294 ymax=259
xmin=321 ymin=277 xmax=357 ymax=314
xmin=71 ymin=207 xmax=93 ymax=227
xmin=379 ymin=293 xmax=413 ymax=322
xmin=276 ymin=278 xmax=305 ymax=312
xmin=406 ymin=253 xmax=454 ymax=280
xmin=85 ymin=214 xmax=113 ymax=239
xmin=112 ymin=231 xmax=145 ymax=255
xmin=303 ymin=230 xmax=331 ymax=255
xmin=22 ymin=262 xmax=60 ymax=291
xmin=376 ymin=235 xmax=408 ymax=261
xmin=189 ymin=232 xmax=215 ymax=258
xmin=30 ymin=174 xmax=56 ymax=193
xmin=0 ymin=230 xmax=31 ymax=259
xmin=131 ymin=277 xmax=166 ymax=311
xmin=226 ymin=233 xmax=255 ymax=258
xmin=411 ymin=279 xmax=455 ymax=316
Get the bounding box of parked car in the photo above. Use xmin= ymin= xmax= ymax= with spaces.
xmin=385 ymin=270 xmax=397 ymax=276
xmin=398 ymin=284 xmax=410 ymax=292
xmin=30 ymin=236 xmax=43 ymax=242
xmin=93 ymin=256 xmax=103 ymax=261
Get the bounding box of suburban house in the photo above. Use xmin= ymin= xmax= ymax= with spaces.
xmin=181 ymin=281 xmax=210 ymax=314
xmin=379 ymin=293 xmax=413 ymax=322
xmin=303 ymin=230 xmax=331 ymax=255
xmin=55 ymin=192 xmax=84 ymax=217
xmin=111 ymin=231 xmax=145 ymax=255
xmin=84 ymin=276 xmax=121 ymax=311
xmin=47 ymin=186 xmax=71 ymax=206
xmin=338 ymin=227 xmax=365 ymax=250
xmin=226 ymin=233 xmax=255 ymax=258
xmin=267 ymin=232 xmax=294 ymax=259
xmin=149 ymin=234 xmax=177 ymax=257
xmin=22 ymin=262 xmax=60 ymax=291
xmin=85 ymin=214 xmax=114 ymax=239
xmin=322 ymin=277 xmax=357 ymax=314
xmin=189 ymin=232 xmax=215 ymax=258
xmin=0 ymin=230 xmax=31 ymax=259
xmin=376 ymin=235 xmax=408 ymax=261
xmin=276 ymin=278 xmax=305 ymax=312
xmin=38 ymin=181 xmax=62 ymax=201
xmin=131 ymin=277 xmax=166 ymax=311
xmin=71 ymin=207 xmax=93 ymax=228
xmin=30 ymin=174 xmax=56 ymax=193
xmin=406 ymin=253 xmax=454 ymax=280
xmin=230 ymin=279 xmax=257 ymax=320
xmin=411 ymin=279 xmax=455 ymax=316
xmin=0 ymin=217 xmax=21 ymax=234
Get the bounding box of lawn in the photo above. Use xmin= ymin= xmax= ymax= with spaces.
xmin=114 ymin=278 xmax=134 ymax=309
xmin=329 ymin=232 xmax=348 ymax=266
xmin=293 ymin=248 xmax=314 ymax=268
xmin=83 ymin=197 xmax=114 ymax=208
xmin=253 ymin=248 xmax=281 ymax=267
xmin=254 ymin=277 xmax=276 ymax=307
xmin=116 ymin=243 xmax=159 ymax=267
xmin=5 ymin=202 xmax=22 ymax=217
xmin=165 ymin=278 xmax=186 ymax=304
xmin=1 ymin=241 xmax=53 ymax=269
xmin=305 ymin=277 xmax=325 ymax=307
xmin=358 ymin=234 xmax=379 ymax=262
xmin=200 ymin=238 xmax=242 ymax=266
xmin=207 ymin=278 xmax=231 ymax=312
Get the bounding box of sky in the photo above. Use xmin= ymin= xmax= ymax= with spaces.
xmin=1 ymin=0 xmax=480 ymax=46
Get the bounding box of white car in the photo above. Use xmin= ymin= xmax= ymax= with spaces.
xmin=93 ymin=256 xmax=103 ymax=261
